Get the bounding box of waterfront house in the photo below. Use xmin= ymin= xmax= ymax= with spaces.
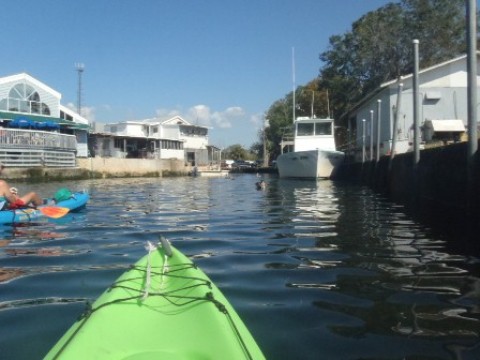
xmin=344 ymin=53 xmax=479 ymax=162
xmin=0 ymin=73 xmax=89 ymax=167
xmin=91 ymin=116 xmax=220 ymax=167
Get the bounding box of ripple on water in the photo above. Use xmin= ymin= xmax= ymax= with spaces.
xmin=0 ymin=177 xmax=479 ymax=360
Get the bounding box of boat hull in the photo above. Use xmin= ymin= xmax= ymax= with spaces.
xmin=276 ymin=149 xmax=345 ymax=179
xmin=44 ymin=241 xmax=265 ymax=359
xmin=0 ymin=191 xmax=89 ymax=224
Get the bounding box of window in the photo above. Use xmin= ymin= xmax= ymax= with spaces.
xmin=9 ymin=83 xmax=40 ymax=113
xmin=0 ymin=83 xmax=50 ymax=115
xmin=114 ymin=139 xmax=123 ymax=149
xmin=315 ymin=122 xmax=332 ymax=135
xmin=297 ymin=123 xmax=314 ymax=136
xmin=59 ymin=110 xmax=72 ymax=120
xmin=41 ymin=103 xmax=51 ymax=115
xmin=160 ymin=140 xmax=183 ymax=149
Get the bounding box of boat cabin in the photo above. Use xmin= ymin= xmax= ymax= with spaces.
xmin=294 ymin=117 xmax=336 ymax=152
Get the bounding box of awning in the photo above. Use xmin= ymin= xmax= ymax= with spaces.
xmin=0 ymin=111 xmax=87 ymax=130
xmin=424 ymin=119 xmax=465 ymax=132
xmin=9 ymin=117 xmax=34 ymax=128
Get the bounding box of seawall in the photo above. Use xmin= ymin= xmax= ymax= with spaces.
xmin=2 ymin=157 xmax=190 ymax=181
xmin=333 ymin=141 xmax=480 ymax=251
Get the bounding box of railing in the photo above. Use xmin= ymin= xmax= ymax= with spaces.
xmin=0 ymin=128 xmax=77 ymax=150
xmin=0 ymin=128 xmax=77 ymax=167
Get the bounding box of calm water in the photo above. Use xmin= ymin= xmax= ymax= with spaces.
xmin=0 ymin=175 xmax=479 ymax=360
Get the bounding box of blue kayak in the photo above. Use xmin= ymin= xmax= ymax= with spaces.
xmin=0 ymin=191 xmax=89 ymax=224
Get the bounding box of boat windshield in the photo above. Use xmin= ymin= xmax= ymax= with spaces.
xmin=315 ymin=122 xmax=332 ymax=135
xmin=297 ymin=123 xmax=314 ymax=136
xmin=297 ymin=122 xmax=332 ymax=136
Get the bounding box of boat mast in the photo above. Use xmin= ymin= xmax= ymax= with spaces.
xmin=292 ymin=47 xmax=296 ymax=124
xmin=311 ymin=91 xmax=314 ymax=118
xmin=326 ymin=89 xmax=331 ymax=119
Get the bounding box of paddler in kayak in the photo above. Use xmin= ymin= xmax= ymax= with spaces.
xmin=0 ymin=162 xmax=42 ymax=210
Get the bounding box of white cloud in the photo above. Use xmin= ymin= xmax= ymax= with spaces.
xmin=188 ymin=105 xmax=211 ymax=126
xmin=151 ymin=104 xmax=263 ymax=146
xmin=249 ymin=112 xmax=264 ymax=129
xmin=211 ymin=106 xmax=245 ymax=129
xmin=155 ymin=108 xmax=182 ymax=119
xmin=80 ymin=106 xmax=96 ymax=121
xmin=154 ymin=104 xmax=246 ymax=130
xmin=65 ymin=102 xmax=96 ymax=121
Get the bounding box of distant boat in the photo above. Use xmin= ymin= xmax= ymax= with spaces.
xmin=276 ymin=116 xmax=344 ymax=179
xmin=277 ymin=48 xmax=345 ymax=179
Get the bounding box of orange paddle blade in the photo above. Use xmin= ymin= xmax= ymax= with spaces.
xmin=39 ymin=207 xmax=70 ymax=219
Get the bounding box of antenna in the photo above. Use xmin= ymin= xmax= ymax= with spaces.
xmin=75 ymin=63 xmax=85 ymax=115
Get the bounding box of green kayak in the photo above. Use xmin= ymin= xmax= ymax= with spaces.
xmin=45 ymin=237 xmax=265 ymax=360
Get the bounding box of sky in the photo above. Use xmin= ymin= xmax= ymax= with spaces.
xmin=1 ymin=0 xmax=393 ymax=149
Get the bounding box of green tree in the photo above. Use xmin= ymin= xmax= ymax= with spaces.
xmin=402 ymin=0 xmax=466 ymax=68
xmin=261 ymin=0 xmax=467 ymax=157
xmin=250 ymin=136 xmax=263 ymax=160
xmin=319 ymin=0 xmax=466 ymax=121
xmin=224 ymin=144 xmax=248 ymax=161
xmin=264 ymin=97 xmax=293 ymax=161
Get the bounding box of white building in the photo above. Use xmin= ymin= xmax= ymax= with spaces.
xmin=94 ymin=116 xmax=217 ymax=166
xmin=345 ymin=53 xmax=479 ymax=161
xmin=0 ymin=73 xmax=90 ymax=166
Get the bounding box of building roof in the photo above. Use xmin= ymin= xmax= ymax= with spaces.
xmin=380 ymin=53 xmax=471 ymax=88
xmin=343 ymin=52 xmax=479 ymax=119
xmin=59 ymin=104 xmax=89 ymax=125
xmin=0 ymin=73 xmax=61 ymax=99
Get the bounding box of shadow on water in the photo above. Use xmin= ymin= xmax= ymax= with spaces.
xmin=405 ymin=200 xmax=480 ymax=258
xmin=258 ymin=178 xmax=480 ymax=360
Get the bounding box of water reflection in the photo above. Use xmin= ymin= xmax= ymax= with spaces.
xmin=0 ymin=267 xmax=25 ymax=283
xmin=0 ymin=177 xmax=478 ymax=359
xmin=259 ymin=178 xmax=480 ymax=358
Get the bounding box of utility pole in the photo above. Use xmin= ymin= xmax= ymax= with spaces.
xmin=390 ymin=82 xmax=403 ymax=166
xmin=466 ymin=0 xmax=478 ymax=213
xmin=369 ymin=110 xmax=374 ymax=161
xmin=467 ymin=0 xmax=478 ymax=158
xmin=263 ymin=118 xmax=269 ymax=167
xmin=362 ymin=119 xmax=366 ymax=163
xmin=376 ymin=99 xmax=381 ymax=162
xmin=412 ymin=40 xmax=420 ymax=167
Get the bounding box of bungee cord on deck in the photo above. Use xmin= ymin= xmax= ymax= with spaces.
xmin=49 ymin=240 xmax=258 ymax=360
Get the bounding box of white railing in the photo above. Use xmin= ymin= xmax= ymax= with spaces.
xmin=0 ymin=128 xmax=77 ymax=167
xmin=0 ymin=128 xmax=77 ymax=150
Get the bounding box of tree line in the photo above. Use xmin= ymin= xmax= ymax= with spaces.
xmin=246 ymin=0 xmax=470 ymax=163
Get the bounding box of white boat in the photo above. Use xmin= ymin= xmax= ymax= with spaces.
xmin=276 ymin=116 xmax=344 ymax=179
